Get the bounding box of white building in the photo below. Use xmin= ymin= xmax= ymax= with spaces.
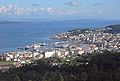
xmin=45 ymin=51 xmax=55 ymax=58
xmin=33 ymin=52 xmax=40 ymax=57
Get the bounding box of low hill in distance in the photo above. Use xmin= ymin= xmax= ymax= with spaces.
xmin=103 ymin=25 xmax=120 ymax=33
xmin=68 ymin=24 xmax=120 ymax=35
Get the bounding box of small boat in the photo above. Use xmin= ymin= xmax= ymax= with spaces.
xmin=17 ymin=42 xmax=48 ymax=50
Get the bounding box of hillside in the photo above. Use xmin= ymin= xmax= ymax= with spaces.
xmin=0 ymin=51 xmax=120 ymax=81
xmin=103 ymin=25 xmax=120 ymax=33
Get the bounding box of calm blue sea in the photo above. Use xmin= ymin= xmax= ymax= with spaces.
xmin=0 ymin=20 xmax=120 ymax=54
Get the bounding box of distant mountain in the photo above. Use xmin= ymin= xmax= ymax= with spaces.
xmin=103 ymin=25 xmax=120 ymax=33
xmin=0 ymin=21 xmax=32 ymax=24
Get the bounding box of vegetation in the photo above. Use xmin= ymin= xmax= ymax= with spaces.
xmin=68 ymin=28 xmax=91 ymax=36
xmin=104 ymin=25 xmax=120 ymax=33
xmin=0 ymin=51 xmax=120 ymax=81
xmin=0 ymin=61 xmax=13 ymax=65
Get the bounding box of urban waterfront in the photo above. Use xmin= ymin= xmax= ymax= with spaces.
xmin=0 ymin=23 xmax=119 ymax=68
xmin=0 ymin=0 xmax=120 ymax=81
xmin=0 ymin=20 xmax=120 ymax=54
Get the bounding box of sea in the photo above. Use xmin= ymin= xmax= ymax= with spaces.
xmin=0 ymin=20 xmax=120 ymax=54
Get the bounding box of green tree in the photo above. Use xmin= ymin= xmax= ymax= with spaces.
xmin=81 ymin=72 xmax=88 ymax=81
xmin=59 ymin=74 xmax=64 ymax=81
xmin=42 ymin=77 xmax=47 ymax=81
xmin=14 ymin=75 xmax=21 ymax=81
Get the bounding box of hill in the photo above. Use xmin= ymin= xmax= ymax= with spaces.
xmin=103 ymin=25 xmax=120 ymax=33
xmin=0 ymin=51 xmax=120 ymax=81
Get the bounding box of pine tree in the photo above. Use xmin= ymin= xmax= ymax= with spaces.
xmin=14 ymin=75 xmax=21 ymax=81
xmin=59 ymin=74 xmax=64 ymax=81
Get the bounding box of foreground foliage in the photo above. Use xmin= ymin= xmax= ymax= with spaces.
xmin=0 ymin=51 xmax=120 ymax=81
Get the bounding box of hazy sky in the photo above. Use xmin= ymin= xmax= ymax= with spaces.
xmin=0 ymin=0 xmax=119 ymax=20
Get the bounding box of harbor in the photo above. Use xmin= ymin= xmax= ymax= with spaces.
xmin=0 ymin=25 xmax=120 ymax=69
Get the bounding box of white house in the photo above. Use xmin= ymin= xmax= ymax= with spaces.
xmin=33 ymin=52 xmax=40 ymax=57
xmin=5 ymin=56 xmax=11 ymax=61
xmin=45 ymin=51 xmax=55 ymax=58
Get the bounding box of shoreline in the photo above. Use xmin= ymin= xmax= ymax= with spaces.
xmin=1 ymin=24 xmax=120 ymax=55
xmin=0 ymin=24 xmax=119 ymax=69
xmin=0 ymin=20 xmax=120 ymax=53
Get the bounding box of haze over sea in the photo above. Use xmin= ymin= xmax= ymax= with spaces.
xmin=0 ymin=20 xmax=120 ymax=54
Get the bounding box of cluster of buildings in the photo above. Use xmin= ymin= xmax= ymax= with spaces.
xmin=1 ymin=27 xmax=120 ymax=67
xmin=51 ymin=29 xmax=120 ymax=52
xmin=3 ymin=41 xmax=99 ymax=67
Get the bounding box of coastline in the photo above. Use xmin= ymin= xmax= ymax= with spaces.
xmin=0 ymin=20 xmax=120 ymax=54
xmin=0 ymin=24 xmax=119 ymax=71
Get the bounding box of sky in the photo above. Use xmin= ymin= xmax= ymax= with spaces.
xmin=0 ymin=0 xmax=120 ymax=21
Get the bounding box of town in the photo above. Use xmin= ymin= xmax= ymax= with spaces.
xmin=0 ymin=25 xmax=120 ymax=70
